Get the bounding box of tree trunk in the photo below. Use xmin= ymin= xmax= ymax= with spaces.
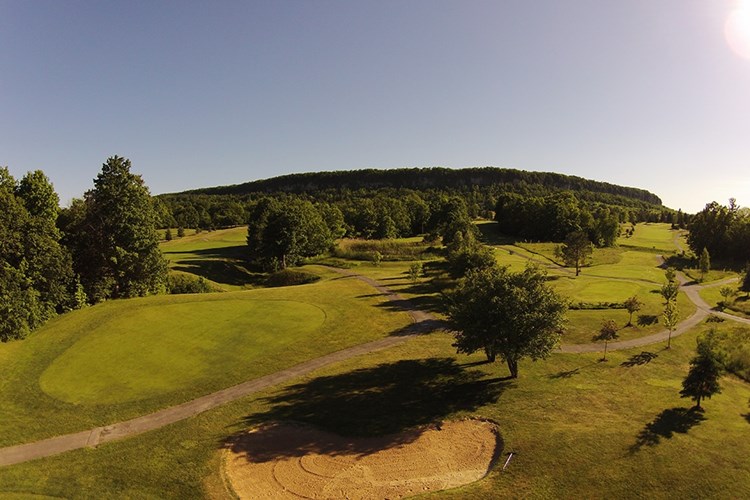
xmin=667 ymin=329 xmax=672 ymax=349
xmin=507 ymin=358 xmax=518 ymax=378
xmin=696 ymin=396 xmax=702 ymax=409
xmin=575 ymin=263 xmax=580 ymax=276
xmin=603 ymin=340 xmax=608 ymax=361
xmin=485 ymin=348 xmax=496 ymax=362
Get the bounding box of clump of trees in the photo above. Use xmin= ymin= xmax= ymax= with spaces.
xmin=246 ymin=198 xmax=336 ymax=270
xmin=0 ymin=168 xmax=76 ymax=341
xmin=495 ymin=192 xmax=621 ymax=245
xmin=60 ymin=156 xmax=168 ymax=302
xmin=2 ymin=157 xmax=169 ymax=342
xmin=445 ymin=264 xmax=567 ymax=378
xmin=688 ymin=199 xmax=750 ymax=263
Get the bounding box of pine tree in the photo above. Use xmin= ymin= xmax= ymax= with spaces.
xmin=680 ymin=334 xmax=723 ymax=409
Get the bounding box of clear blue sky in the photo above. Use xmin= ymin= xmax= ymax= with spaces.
xmin=2 ymin=0 xmax=749 ymax=213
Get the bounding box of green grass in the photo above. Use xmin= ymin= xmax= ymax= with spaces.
xmin=562 ymin=291 xmax=695 ymax=344
xmin=618 ymin=223 xmax=682 ymax=253
xmin=2 ymin=225 xmax=747 ymax=498
xmin=160 ymin=226 xmax=262 ymax=290
xmin=0 ymin=266 xmax=410 ymax=446
xmin=1 ymin=323 xmax=748 ymax=498
xmin=40 ymin=299 xmax=326 ymax=405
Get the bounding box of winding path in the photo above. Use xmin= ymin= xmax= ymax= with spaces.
xmin=0 ymin=270 xmax=428 ymax=468
xmin=0 ymin=262 xmax=747 ymax=468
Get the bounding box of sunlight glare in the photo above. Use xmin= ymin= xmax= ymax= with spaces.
xmin=725 ymin=0 xmax=750 ymax=59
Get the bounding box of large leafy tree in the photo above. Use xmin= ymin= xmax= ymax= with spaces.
xmin=555 ymin=230 xmax=593 ymax=276
xmin=247 ymin=198 xmax=332 ymax=270
xmin=446 ymin=264 xmax=567 ymax=378
xmin=62 ymin=156 xmax=167 ymax=301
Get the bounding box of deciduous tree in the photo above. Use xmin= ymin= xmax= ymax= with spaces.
xmin=446 ymin=264 xmax=567 ymax=378
xmin=624 ymin=296 xmax=642 ymax=327
xmin=555 ymin=231 xmax=593 ymax=276
xmin=594 ymin=319 xmax=619 ymax=361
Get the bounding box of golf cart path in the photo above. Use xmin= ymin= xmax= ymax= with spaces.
xmin=1 ymin=267 xmax=747 ymax=467
xmin=0 ymin=269 xmax=428 ymax=467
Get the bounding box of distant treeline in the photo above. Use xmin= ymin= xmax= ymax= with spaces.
xmin=158 ymin=167 xmax=675 ymax=235
xmin=182 ymin=167 xmax=662 ymax=205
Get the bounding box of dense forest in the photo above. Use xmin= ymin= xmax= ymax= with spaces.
xmin=687 ymin=199 xmax=750 ymax=263
xmin=158 ymin=167 xmax=676 ymax=236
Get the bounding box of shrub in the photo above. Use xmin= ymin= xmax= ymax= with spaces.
xmin=168 ymin=273 xmax=215 ymax=294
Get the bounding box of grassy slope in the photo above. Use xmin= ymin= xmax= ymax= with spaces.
xmin=0 ymin=266 xmax=410 ymax=446
xmin=0 ymin=325 xmax=748 ymax=498
xmin=2 ymin=223 xmax=748 ymax=498
xmin=161 ymin=227 xmax=261 ymax=291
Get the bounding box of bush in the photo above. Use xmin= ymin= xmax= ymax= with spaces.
xmin=569 ymin=301 xmax=625 ymax=310
xmin=266 ymin=269 xmax=321 ymax=287
xmin=168 ymin=273 xmax=215 ymax=294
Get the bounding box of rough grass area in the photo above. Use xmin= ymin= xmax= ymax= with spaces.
xmin=332 ymin=237 xmax=441 ymax=261
xmin=0 ymin=267 xmax=410 ymax=446
xmin=0 ymin=325 xmax=748 ymax=498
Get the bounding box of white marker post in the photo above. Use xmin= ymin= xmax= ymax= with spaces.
xmin=502 ymin=452 xmax=514 ymax=471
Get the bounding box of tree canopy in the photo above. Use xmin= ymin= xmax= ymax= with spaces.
xmin=247 ymin=198 xmax=333 ymax=269
xmin=445 ymin=264 xmax=567 ymax=378
xmin=61 ymin=156 xmax=167 ymax=301
xmin=555 ymin=231 xmax=593 ymax=276
xmin=0 ymin=168 xmax=74 ymax=341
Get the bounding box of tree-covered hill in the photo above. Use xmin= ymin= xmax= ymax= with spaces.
xmin=176 ymin=166 xmax=662 ymax=206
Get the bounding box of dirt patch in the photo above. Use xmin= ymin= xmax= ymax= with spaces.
xmin=223 ymin=419 xmax=501 ymax=499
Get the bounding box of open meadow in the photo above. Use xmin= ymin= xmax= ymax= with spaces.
xmin=1 ymin=223 xmax=749 ymax=498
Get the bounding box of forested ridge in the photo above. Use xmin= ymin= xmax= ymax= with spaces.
xmin=176 ymin=166 xmax=662 ymax=205
xmin=158 ymin=167 xmax=673 ymax=237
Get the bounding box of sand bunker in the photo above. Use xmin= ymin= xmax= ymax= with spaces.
xmin=222 ymin=419 xmax=501 ymax=499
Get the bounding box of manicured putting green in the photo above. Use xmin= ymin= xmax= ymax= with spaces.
xmin=39 ymin=299 xmax=325 ymax=405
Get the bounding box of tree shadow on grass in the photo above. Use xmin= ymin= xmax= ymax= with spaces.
xmin=629 ymin=407 xmax=706 ymax=453
xmin=621 ymin=351 xmax=658 ymax=367
xmin=167 ymin=245 xmax=264 ymax=287
xmin=637 ymin=314 xmax=659 ymax=327
xmin=547 ymin=360 xmax=598 ymax=379
xmin=388 ymin=319 xmax=449 ymax=336
xmin=222 ymin=358 xmax=510 ymax=462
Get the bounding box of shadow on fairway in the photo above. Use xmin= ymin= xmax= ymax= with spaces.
xmin=547 ymin=360 xmax=599 ymax=379
xmin=621 ymin=351 xmax=658 ymax=367
xmin=167 ymin=245 xmax=264 ymax=287
xmin=637 ymin=314 xmax=659 ymax=327
xmin=629 ymin=407 xmax=706 ymax=453
xmin=223 ymin=358 xmax=510 ymax=461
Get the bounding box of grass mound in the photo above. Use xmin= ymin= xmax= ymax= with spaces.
xmin=265 ymin=269 xmax=321 ymax=287
xmin=39 ymin=299 xmax=326 ymax=405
